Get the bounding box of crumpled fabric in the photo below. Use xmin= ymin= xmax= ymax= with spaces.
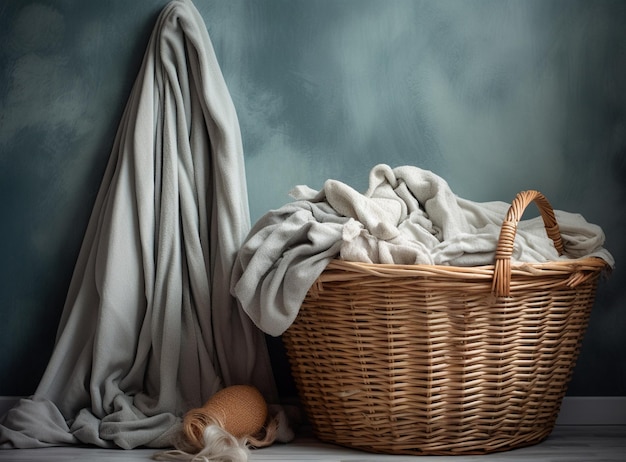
xmin=231 ymin=164 xmax=614 ymax=337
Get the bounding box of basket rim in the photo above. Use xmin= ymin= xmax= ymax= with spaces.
xmin=320 ymin=257 xmax=610 ymax=283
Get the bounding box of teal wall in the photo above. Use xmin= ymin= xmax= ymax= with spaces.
xmin=1 ymin=0 xmax=624 ymax=397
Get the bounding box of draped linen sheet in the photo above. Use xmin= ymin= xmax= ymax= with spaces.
xmin=1 ymin=0 xmax=277 ymax=449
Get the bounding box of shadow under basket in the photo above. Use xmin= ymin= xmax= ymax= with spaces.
xmin=282 ymin=190 xmax=610 ymax=455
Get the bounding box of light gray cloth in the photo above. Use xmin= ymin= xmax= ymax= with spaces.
xmin=1 ymin=0 xmax=277 ymax=449
xmin=232 ymin=164 xmax=614 ymax=337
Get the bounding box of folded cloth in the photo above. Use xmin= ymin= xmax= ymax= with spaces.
xmin=231 ymin=200 xmax=347 ymax=336
xmin=1 ymin=0 xmax=278 ymax=449
xmin=231 ymin=164 xmax=614 ymax=337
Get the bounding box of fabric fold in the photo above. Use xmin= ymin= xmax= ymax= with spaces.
xmin=231 ymin=163 xmax=614 ymax=337
xmin=1 ymin=0 xmax=277 ymax=449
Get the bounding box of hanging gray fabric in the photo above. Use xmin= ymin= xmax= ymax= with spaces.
xmin=0 ymin=0 xmax=277 ymax=449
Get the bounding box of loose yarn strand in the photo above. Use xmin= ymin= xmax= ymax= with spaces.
xmin=246 ymin=413 xmax=279 ymax=449
xmin=153 ymin=424 xmax=250 ymax=462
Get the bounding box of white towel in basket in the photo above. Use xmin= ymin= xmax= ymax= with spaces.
xmin=231 ymin=164 xmax=614 ymax=336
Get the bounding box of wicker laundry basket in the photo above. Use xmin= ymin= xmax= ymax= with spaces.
xmin=282 ymin=190 xmax=609 ymax=455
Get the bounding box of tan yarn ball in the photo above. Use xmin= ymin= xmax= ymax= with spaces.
xmin=182 ymin=385 xmax=268 ymax=449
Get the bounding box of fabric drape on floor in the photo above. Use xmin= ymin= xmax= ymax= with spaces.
xmin=0 ymin=0 xmax=277 ymax=449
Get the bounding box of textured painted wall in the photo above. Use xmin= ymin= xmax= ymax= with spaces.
xmin=1 ymin=0 xmax=624 ymax=396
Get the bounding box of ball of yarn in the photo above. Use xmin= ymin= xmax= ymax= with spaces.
xmin=182 ymin=385 xmax=268 ymax=450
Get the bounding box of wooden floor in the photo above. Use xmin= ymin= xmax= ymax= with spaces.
xmin=0 ymin=426 xmax=624 ymax=461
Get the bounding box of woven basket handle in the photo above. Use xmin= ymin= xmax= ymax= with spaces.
xmin=492 ymin=190 xmax=564 ymax=297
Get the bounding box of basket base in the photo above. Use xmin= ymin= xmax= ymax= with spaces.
xmin=310 ymin=425 xmax=554 ymax=456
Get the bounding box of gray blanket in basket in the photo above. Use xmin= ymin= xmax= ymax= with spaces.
xmin=231 ymin=164 xmax=614 ymax=337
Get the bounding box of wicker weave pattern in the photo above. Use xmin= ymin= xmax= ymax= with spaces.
xmin=283 ymin=191 xmax=609 ymax=455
